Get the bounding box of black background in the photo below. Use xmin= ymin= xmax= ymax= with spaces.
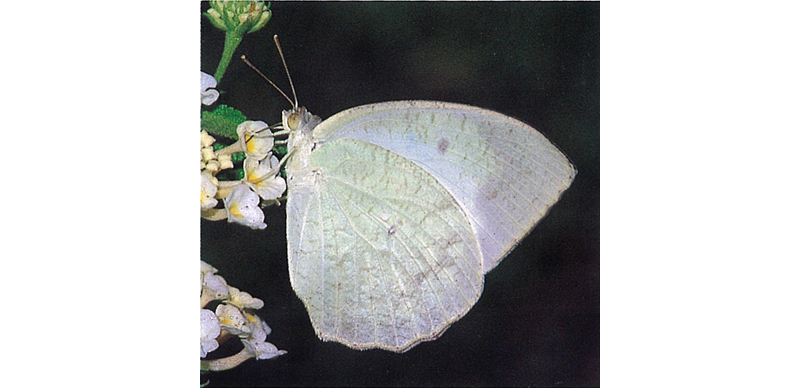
xmin=201 ymin=2 xmax=599 ymax=386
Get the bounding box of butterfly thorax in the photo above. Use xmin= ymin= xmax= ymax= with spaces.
xmin=284 ymin=107 xmax=322 ymax=189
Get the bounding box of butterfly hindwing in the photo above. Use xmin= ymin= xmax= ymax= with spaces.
xmin=287 ymin=137 xmax=483 ymax=352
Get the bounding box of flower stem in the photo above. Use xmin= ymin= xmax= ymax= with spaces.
xmin=214 ymin=30 xmax=245 ymax=84
xmin=201 ymin=348 xmax=253 ymax=371
xmin=215 ymin=140 xmax=246 ymax=156
xmin=201 ymin=208 xmax=229 ymax=222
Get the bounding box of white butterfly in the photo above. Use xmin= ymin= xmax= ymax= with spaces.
xmin=254 ymin=38 xmax=575 ymax=352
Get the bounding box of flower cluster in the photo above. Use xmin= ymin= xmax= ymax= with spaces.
xmin=200 ymin=71 xmax=286 ymax=371
xmin=200 ymin=72 xmax=287 ymax=229
xmin=201 ymin=261 xmax=286 ymax=371
xmin=205 ymin=0 xmax=272 ymax=35
xmin=201 ymin=3 xmax=283 ymax=377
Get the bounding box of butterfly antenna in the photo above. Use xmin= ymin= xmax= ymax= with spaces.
xmin=273 ymin=35 xmax=299 ymax=109
xmin=240 ymin=55 xmax=294 ymax=108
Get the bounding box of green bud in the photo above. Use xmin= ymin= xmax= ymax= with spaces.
xmin=248 ymin=8 xmax=272 ymax=33
xmin=205 ymin=8 xmax=227 ymax=31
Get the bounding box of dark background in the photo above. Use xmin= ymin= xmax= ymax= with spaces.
xmin=201 ymin=2 xmax=598 ymax=386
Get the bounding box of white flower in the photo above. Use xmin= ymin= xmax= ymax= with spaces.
xmin=228 ymin=286 xmax=265 ymax=310
xmin=243 ymin=155 xmax=287 ymax=201
xmin=241 ymin=314 xmax=286 ymax=360
xmin=214 ymin=120 xmax=276 ymax=162
xmin=201 ymin=172 xmax=219 ymax=210
xmin=216 ymin=303 xmax=251 ymax=336
xmin=201 ymin=261 xmax=218 ymax=294
xmin=201 ymin=267 xmax=229 ymax=307
xmin=200 ymin=259 xmax=285 ymax=369
xmin=224 ymin=184 xmax=267 ymax=229
xmin=236 ymin=121 xmax=274 ymax=160
xmin=202 ymin=271 xmax=229 ymax=299
xmin=201 ymin=308 xmax=221 ymax=358
xmin=201 ymin=72 xmax=219 ymax=106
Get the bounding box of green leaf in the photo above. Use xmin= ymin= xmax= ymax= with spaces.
xmin=201 ymin=105 xmax=248 ymax=139
xmin=273 ymin=144 xmax=288 ymax=157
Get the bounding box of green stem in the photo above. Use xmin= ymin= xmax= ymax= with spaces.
xmin=214 ymin=30 xmax=245 ymax=84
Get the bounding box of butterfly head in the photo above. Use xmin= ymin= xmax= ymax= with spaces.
xmin=283 ymin=107 xmax=321 ymax=138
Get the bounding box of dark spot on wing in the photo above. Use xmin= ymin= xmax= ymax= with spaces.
xmin=437 ymin=138 xmax=450 ymax=155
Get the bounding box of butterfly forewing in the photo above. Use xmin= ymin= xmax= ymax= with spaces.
xmin=311 ymin=101 xmax=576 ymax=273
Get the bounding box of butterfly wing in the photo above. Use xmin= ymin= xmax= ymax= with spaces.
xmin=286 ymin=138 xmax=483 ymax=352
xmin=312 ymin=101 xmax=576 ymax=272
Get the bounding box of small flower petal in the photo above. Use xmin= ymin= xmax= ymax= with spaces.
xmin=201 ymin=72 xmax=217 ymax=90
xmin=244 ymin=155 xmax=287 ymax=201
xmin=261 ymin=320 xmax=272 ymax=337
xmin=201 ymin=172 xmax=219 ymax=210
xmin=201 ymin=308 xmax=221 ymax=358
xmin=236 ymin=121 xmax=275 ymax=160
xmin=224 ymin=184 xmax=267 ymax=229
xmin=201 ymin=270 xmax=229 ymax=307
xmin=216 ymin=303 xmax=250 ymax=335
xmin=241 ymin=317 xmax=286 ymax=360
xmin=228 ymin=286 xmax=265 ymax=310
xmin=201 ymin=72 xmax=219 ymax=106
xmin=248 ymin=340 xmax=287 ymax=360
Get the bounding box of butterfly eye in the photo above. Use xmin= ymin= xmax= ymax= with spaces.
xmin=287 ymin=113 xmax=301 ymax=130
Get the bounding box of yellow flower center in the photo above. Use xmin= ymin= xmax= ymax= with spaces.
xmin=228 ymin=203 xmax=244 ymax=219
